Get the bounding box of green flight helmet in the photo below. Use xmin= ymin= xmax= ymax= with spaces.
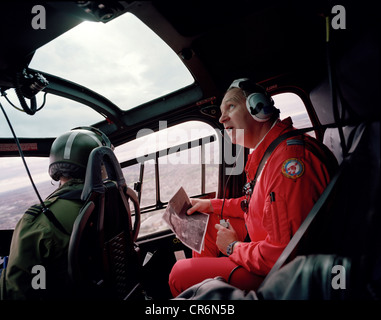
xmin=49 ymin=127 xmax=112 ymax=181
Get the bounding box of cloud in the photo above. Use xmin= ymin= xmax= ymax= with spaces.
xmin=28 ymin=12 xmax=193 ymax=112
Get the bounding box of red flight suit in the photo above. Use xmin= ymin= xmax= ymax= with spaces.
xmin=169 ymin=117 xmax=338 ymax=297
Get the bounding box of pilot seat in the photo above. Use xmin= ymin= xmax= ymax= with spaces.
xmin=67 ymin=146 xmax=142 ymax=300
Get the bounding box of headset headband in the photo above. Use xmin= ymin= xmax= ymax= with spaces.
xmin=228 ymin=78 xmax=266 ymax=95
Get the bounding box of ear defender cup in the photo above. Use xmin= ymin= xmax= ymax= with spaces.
xmin=228 ymin=78 xmax=275 ymax=122
xmin=246 ymin=91 xmax=275 ymax=122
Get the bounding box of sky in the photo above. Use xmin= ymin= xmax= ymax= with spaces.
xmin=0 ymin=12 xmax=193 ymax=138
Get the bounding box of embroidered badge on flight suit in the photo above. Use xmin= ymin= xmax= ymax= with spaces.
xmin=281 ymin=158 xmax=305 ymax=179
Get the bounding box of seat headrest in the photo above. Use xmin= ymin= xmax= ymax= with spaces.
xmin=81 ymin=146 xmax=126 ymax=201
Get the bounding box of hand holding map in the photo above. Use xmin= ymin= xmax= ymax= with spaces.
xmin=162 ymin=187 xmax=209 ymax=254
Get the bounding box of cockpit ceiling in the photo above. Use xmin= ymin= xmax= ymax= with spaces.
xmin=151 ymin=0 xmax=377 ymax=90
xmin=0 ymin=1 xmax=377 ymax=93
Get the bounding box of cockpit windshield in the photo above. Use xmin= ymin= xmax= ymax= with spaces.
xmin=0 ymin=12 xmax=194 ymax=138
xmin=30 ymin=12 xmax=194 ymax=110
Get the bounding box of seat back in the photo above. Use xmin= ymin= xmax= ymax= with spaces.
xmin=261 ymin=24 xmax=380 ymax=297
xmin=260 ymin=121 xmax=380 ymax=298
xmin=68 ymin=146 xmax=141 ymax=300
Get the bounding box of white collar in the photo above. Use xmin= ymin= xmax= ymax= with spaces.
xmin=252 ymin=118 xmax=280 ymax=151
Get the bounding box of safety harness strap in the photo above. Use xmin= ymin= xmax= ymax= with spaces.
xmin=254 ymin=128 xmax=315 ymax=185
xmin=242 ymin=128 xmax=312 ymax=207
xmin=25 ymin=188 xmax=83 ymax=236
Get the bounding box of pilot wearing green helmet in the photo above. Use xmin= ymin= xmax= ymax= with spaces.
xmin=0 ymin=127 xmax=112 ymax=300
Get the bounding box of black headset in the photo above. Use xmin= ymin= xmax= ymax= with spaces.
xmin=229 ymin=78 xmax=276 ymax=122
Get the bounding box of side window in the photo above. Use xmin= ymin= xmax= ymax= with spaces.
xmin=0 ymin=91 xmax=105 ymax=138
xmin=0 ymin=157 xmax=56 ymax=230
xmin=273 ymin=92 xmax=314 ymax=136
xmin=114 ymin=121 xmax=219 ymax=237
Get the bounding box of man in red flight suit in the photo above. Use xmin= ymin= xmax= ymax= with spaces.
xmin=169 ymin=78 xmax=338 ymax=297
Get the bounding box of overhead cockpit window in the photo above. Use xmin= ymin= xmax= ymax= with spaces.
xmin=1 ymin=13 xmax=193 ymax=138
xmin=29 ymin=12 xmax=194 ymax=111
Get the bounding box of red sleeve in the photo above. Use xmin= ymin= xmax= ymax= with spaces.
xmin=229 ymin=240 xmax=285 ymax=276
xmin=210 ymin=196 xmax=246 ymax=219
